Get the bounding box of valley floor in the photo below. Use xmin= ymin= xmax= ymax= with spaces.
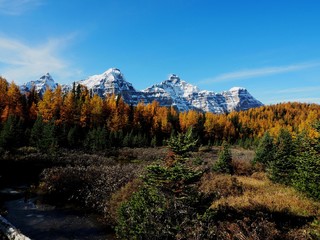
xmin=0 ymin=147 xmax=319 ymax=239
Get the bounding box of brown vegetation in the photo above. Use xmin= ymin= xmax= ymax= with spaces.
xmin=198 ymin=167 xmax=319 ymax=239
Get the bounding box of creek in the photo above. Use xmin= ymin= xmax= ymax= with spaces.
xmin=0 ymin=159 xmax=114 ymax=240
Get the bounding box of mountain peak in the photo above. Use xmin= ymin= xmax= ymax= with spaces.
xmin=20 ymin=69 xmax=263 ymax=113
xmin=78 ymin=68 xmax=136 ymax=98
xmin=168 ymin=74 xmax=181 ymax=83
xmin=20 ymin=73 xmax=58 ymax=95
xmin=39 ymin=72 xmax=54 ymax=82
xmin=229 ymin=87 xmax=246 ymax=92
xmin=103 ymin=68 xmax=121 ymax=75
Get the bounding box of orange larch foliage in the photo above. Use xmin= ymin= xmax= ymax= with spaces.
xmin=38 ymin=88 xmax=54 ymax=122
xmin=1 ymin=81 xmax=23 ymax=121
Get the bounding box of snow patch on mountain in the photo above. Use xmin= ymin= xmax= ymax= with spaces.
xmin=20 ymin=73 xmax=57 ymax=96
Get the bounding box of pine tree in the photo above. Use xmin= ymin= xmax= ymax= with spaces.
xmin=116 ymin=127 xmax=203 ymax=239
xmin=268 ymin=128 xmax=296 ymax=184
xmin=30 ymin=116 xmax=57 ymax=153
xmin=293 ymin=151 xmax=320 ymax=200
xmin=84 ymin=127 xmax=108 ymax=151
xmin=41 ymin=120 xmax=58 ymax=153
xmin=213 ymin=141 xmax=233 ymax=174
xmin=166 ymin=127 xmax=198 ymax=158
xmin=30 ymin=115 xmax=44 ymax=148
xmin=253 ymin=131 xmax=275 ymax=167
xmin=292 ymin=123 xmax=320 ymax=200
xmin=67 ymin=126 xmax=78 ymax=148
xmin=0 ymin=115 xmax=24 ymax=151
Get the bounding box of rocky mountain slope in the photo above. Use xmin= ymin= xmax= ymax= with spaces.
xmin=20 ymin=73 xmax=58 ymax=96
xmin=20 ymin=68 xmax=263 ymax=113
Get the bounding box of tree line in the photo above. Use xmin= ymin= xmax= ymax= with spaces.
xmin=1 ymin=76 xmax=320 ymax=152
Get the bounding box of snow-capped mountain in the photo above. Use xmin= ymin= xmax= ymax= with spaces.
xmin=222 ymin=87 xmax=264 ymax=112
xmin=20 ymin=73 xmax=58 ymax=96
xmin=77 ymin=68 xmax=146 ymax=104
xmin=20 ymin=68 xmax=263 ymax=113
xmin=142 ymin=74 xmax=263 ymax=113
xmin=78 ymin=68 xmax=135 ymax=95
xmin=142 ymin=74 xmax=200 ymax=111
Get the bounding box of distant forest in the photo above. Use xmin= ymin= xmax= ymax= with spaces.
xmin=1 ymin=77 xmax=320 ymax=152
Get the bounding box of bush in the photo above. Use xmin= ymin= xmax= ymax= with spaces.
xmin=199 ymin=173 xmax=243 ymax=199
xmin=39 ymin=163 xmax=141 ymax=215
xmin=108 ymin=178 xmax=143 ymax=225
xmin=116 ymin=187 xmax=170 ymax=239
xmin=232 ymin=158 xmax=254 ymax=176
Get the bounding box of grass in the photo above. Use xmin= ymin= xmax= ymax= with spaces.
xmin=199 ymin=171 xmax=320 ymax=239
xmin=198 ymin=147 xmax=320 ymax=239
xmin=211 ymin=173 xmax=320 ymax=217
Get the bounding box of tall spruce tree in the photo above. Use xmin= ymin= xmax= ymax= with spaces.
xmin=253 ymin=131 xmax=275 ymax=167
xmin=268 ymin=128 xmax=296 ymax=185
xmin=30 ymin=115 xmax=44 ymax=148
xmin=41 ymin=120 xmax=58 ymax=153
xmin=213 ymin=141 xmax=233 ymax=174
xmin=0 ymin=115 xmax=24 ymax=151
xmin=292 ymin=124 xmax=320 ymax=200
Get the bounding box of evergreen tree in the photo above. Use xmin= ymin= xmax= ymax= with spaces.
xmin=0 ymin=115 xmax=24 ymax=151
xmin=123 ymin=130 xmax=134 ymax=147
xmin=167 ymin=127 xmax=198 ymax=158
xmin=30 ymin=116 xmax=58 ymax=153
xmin=41 ymin=120 xmax=58 ymax=153
xmin=84 ymin=127 xmax=108 ymax=151
xmin=150 ymin=135 xmax=157 ymax=148
xmin=67 ymin=126 xmax=78 ymax=148
xmin=292 ymin=124 xmax=320 ymax=200
xmin=268 ymin=128 xmax=296 ymax=184
xmin=116 ymin=127 xmax=204 ymax=239
xmin=293 ymin=150 xmax=320 ymax=200
xmin=212 ymin=141 xmax=233 ymax=174
xmin=253 ymin=131 xmax=275 ymax=167
xmin=30 ymin=115 xmax=44 ymax=148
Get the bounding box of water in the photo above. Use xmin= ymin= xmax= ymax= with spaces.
xmin=0 ymin=159 xmax=115 ymax=240
xmin=2 ymin=192 xmax=113 ymax=240
xmin=1 ymin=188 xmax=114 ymax=240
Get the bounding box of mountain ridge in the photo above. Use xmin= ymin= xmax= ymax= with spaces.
xmin=19 ymin=68 xmax=263 ymax=113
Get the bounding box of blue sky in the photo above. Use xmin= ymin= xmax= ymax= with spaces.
xmin=1 ymin=0 xmax=320 ymax=104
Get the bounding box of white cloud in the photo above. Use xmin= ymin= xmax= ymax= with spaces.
xmin=201 ymin=62 xmax=320 ymax=84
xmin=0 ymin=35 xmax=82 ymax=84
xmin=0 ymin=0 xmax=43 ymax=15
